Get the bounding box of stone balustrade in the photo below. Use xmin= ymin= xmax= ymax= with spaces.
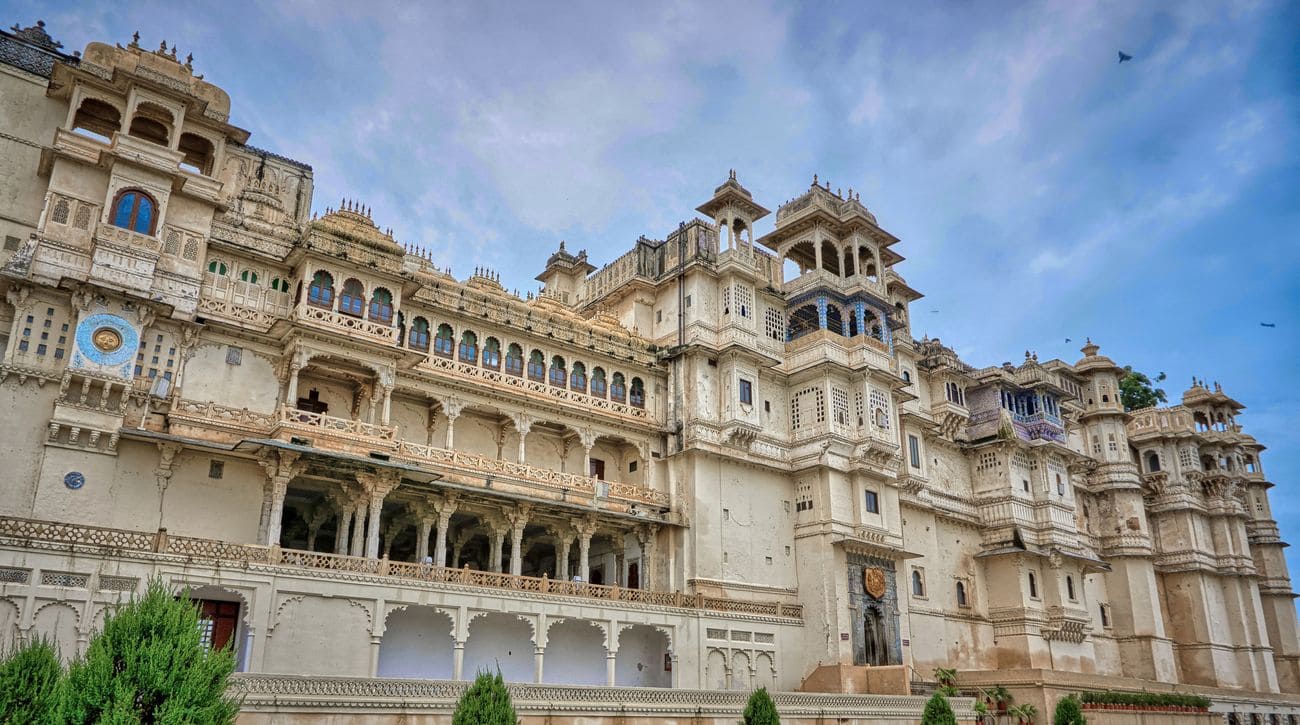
xmin=274 ymin=405 xmax=399 ymax=443
xmin=294 ymin=303 xmax=398 ymax=344
xmin=0 ymin=516 xmax=801 ymax=620
xmin=229 ymin=674 xmax=952 ymax=720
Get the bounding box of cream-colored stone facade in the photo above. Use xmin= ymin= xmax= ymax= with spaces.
xmin=0 ymin=21 xmax=1297 ymax=720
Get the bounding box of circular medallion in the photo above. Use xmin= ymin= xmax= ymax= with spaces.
xmin=91 ymin=327 xmax=123 ymax=353
xmin=74 ymin=313 xmax=138 ymax=369
xmin=64 ymin=472 xmax=85 ymax=490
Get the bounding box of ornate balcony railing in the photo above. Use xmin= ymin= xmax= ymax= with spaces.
xmin=0 ymin=517 xmax=800 ymax=620
xmin=294 ymin=304 xmax=398 ymax=345
xmin=275 ymin=406 xmax=398 ymax=443
xmin=395 ymin=441 xmax=669 ymax=508
xmin=420 ymin=355 xmax=652 ymax=423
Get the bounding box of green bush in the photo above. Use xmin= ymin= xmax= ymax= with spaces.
xmin=1075 ymin=690 xmax=1210 ymax=710
xmin=1053 ymin=695 xmax=1086 ymax=725
xmin=743 ymin=686 xmax=780 ymax=724
xmin=60 ymin=578 xmax=239 ymax=724
xmin=453 ymin=671 xmax=518 ymax=725
xmin=922 ymin=692 xmax=958 ymax=725
xmin=0 ymin=637 xmax=64 ymax=724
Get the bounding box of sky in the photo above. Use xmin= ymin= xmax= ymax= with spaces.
xmin=8 ymin=2 xmax=1300 ymax=578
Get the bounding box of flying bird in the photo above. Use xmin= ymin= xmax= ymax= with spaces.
xmin=1260 ymin=322 xmax=1276 ymax=328
xmin=1118 ymin=51 xmax=1133 ymax=63
xmin=1065 ymin=338 xmax=1072 ymax=343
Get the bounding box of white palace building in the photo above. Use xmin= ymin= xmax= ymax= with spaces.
xmin=0 ymin=20 xmax=1298 ymax=724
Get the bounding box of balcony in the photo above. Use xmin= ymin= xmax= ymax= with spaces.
xmin=781 ymin=268 xmax=887 ymax=302
xmin=420 ymin=355 xmax=653 ymax=424
xmin=273 ymin=406 xmax=398 ymax=453
xmin=293 ymin=304 xmax=398 ymax=345
xmin=0 ymin=516 xmax=801 ymax=620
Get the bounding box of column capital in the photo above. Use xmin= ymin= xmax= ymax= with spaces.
xmin=257 ymin=449 xmax=308 ymax=483
xmin=572 ymin=514 xmax=599 ymax=539
xmin=636 ymin=523 xmax=661 ymax=545
xmin=576 ymin=427 xmax=599 ymax=451
xmin=441 ymin=395 xmax=466 ymax=420
xmin=508 ymin=504 xmax=533 ymax=533
xmin=432 ymin=492 xmax=460 ymax=519
xmin=154 ymin=442 xmax=182 ymax=493
xmin=509 ymin=411 xmax=535 ymax=436
xmin=356 ymin=469 xmax=401 ymax=498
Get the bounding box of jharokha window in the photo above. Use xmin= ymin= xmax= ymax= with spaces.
xmin=338 ymin=279 xmax=365 ymax=317
xmin=408 ymin=317 xmax=430 ymax=351
xmin=433 ymin=324 xmax=454 ymax=357
xmin=368 ymin=288 xmax=393 ymax=323
xmin=458 ymin=331 xmax=478 ymax=363
xmin=504 ymin=344 xmax=524 ymax=376
xmin=549 ymin=356 xmax=567 ymax=387
xmin=110 ymin=189 xmax=157 ymax=235
xmin=630 ymin=377 xmax=646 ymax=408
xmin=590 ymin=367 xmax=607 ymax=397
xmin=482 ymin=337 xmax=501 ymax=369
xmin=307 ymin=271 xmax=334 ymax=307
xmin=610 ymin=372 xmax=627 ymax=403
xmin=570 ymin=362 xmax=587 ymax=392
xmin=527 ymin=350 xmax=545 ymax=381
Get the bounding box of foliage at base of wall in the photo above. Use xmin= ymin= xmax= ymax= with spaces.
xmin=1077 ymin=690 xmax=1210 ymax=711
xmin=452 ymin=671 xmax=518 ymax=725
xmin=743 ymin=686 xmax=780 ymax=725
xmin=922 ymin=693 xmax=959 ymax=725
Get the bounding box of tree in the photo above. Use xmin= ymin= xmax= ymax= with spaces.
xmin=743 ymin=686 xmax=780 ymax=725
xmin=922 ymin=692 xmax=958 ymax=725
xmin=0 ymin=637 xmax=64 ymax=724
xmin=452 ymin=671 xmax=518 ymax=725
xmin=1054 ymin=695 xmax=1086 ymax=725
xmin=1119 ymin=366 xmax=1167 ymax=412
xmin=60 ymin=578 xmax=239 ymax=724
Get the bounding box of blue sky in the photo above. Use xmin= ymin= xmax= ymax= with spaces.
xmin=11 ymin=2 xmax=1300 ymax=578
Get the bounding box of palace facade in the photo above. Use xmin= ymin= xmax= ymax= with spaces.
xmin=0 ymin=20 xmax=1297 ymax=721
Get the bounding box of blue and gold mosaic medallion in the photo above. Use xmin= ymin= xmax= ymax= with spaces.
xmin=64 ymin=472 xmax=85 ymax=490
xmin=71 ymin=313 xmax=138 ymax=378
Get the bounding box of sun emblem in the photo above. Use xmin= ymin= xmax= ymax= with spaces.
xmin=91 ymin=327 xmax=123 ymax=353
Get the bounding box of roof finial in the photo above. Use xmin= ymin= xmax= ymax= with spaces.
xmin=159 ymin=40 xmax=168 ymax=53
xmin=130 ymin=31 xmax=140 ymax=48
xmin=812 ymin=173 xmax=818 ymax=187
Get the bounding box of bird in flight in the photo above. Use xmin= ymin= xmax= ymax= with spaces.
xmin=1118 ymin=51 xmax=1133 ymax=63
xmin=1065 ymin=338 xmax=1072 ymax=343
xmin=1260 ymin=322 xmax=1276 ymax=328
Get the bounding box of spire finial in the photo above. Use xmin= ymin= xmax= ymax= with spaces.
xmin=812 ymin=173 xmax=818 ymax=186
xmin=130 ymin=31 xmax=140 ymax=48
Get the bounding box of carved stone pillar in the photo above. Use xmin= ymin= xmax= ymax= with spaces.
xmin=578 ymin=428 xmax=598 ymax=478
xmin=306 ymin=506 xmax=331 ymax=552
xmin=413 ymin=513 xmax=432 ymax=563
xmin=453 ymin=641 xmax=465 ymax=680
xmin=486 ymin=516 xmax=508 ymax=574
xmin=508 ymin=505 xmax=532 ymax=577
xmin=534 ymin=646 xmax=545 ymax=684
xmin=357 ymin=470 xmax=400 ymax=559
xmin=333 ymin=498 xmax=352 ymax=555
xmin=377 ymin=371 xmax=394 ymax=426
xmin=350 ymin=500 xmax=366 ymax=557
xmin=443 ymin=397 xmax=465 ymax=449
xmin=574 ymin=516 xmax=598 ymax=582
xmin=510 ymin=412 xmax=534 ymax=464
xmin=637 ymin=524 xmax=660 ymax=591
xmin=551 ymin=525 xmax=574 ymax=580
xmin=433 ymin=494 xmax=459 ymax=567
xmin=257 ymin=450 xmax=306 ymax=547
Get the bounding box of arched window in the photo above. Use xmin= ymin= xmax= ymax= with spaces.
xmin=433 ymin=324 xmax=454 ymax=357
xmin=526 ymin=350 xmax=545 ymax=381
xmin=71 ymin=97 xmax=121 ymax=142
xmin=128 ymin=103 xmax=171 ymax=146
xmin=458 ymin=331 xmax=478 ymax=363
xmin=239 ymin=269 xmax=259 ymax=284
xmin=482 ymin=337 xmax=501 ymax=369
xmin=591 ymin=367 xmax=607 ymax=397
xmin=207 ymin=260 xmax=228 ymax=276
xmin=1028 ymin=572 xmax=1038 ymax=598
xmin=630 ymin=377 xmax=645 ymax=408
xmin=408 ymin=317 xmax=430 ymax=351
xmin=956 ymin=581 xmax=968 ymax=607
xmin=339 ymin=279 xmax=365 ymax=317
xmin=307 ymin=271 xmax=334 ymax=307
xmin=549 ymin=356 xmax=567 ymax=387
xmin=1146 ymin=452 xmax=1161 ymax=473
xmin=1066 ymin=576 xmax=1076 ymax=600
xmin=911 ymin=570 xmax=925 ymax=597
xmin=570 ymin=362 xmax=587 ymax=392
xmin=178 ymin=132 xmax=215 ymax=175
xmin=368 ymin=288 xmax=393 ymax=323
xmin=395 ymin=312 xmax=406 ymax=346
xmin=611 ymin=372 xmax=627 ymax=403
xmin=110 ymin=189 xmax=157 ymax=235
xmin=504 ymin=344 xmax=524 ymax=376
xmin=902 ymin=370 xmax=911 ymax=383
xmin=269 ymin=277 xmax=291 ymax=294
